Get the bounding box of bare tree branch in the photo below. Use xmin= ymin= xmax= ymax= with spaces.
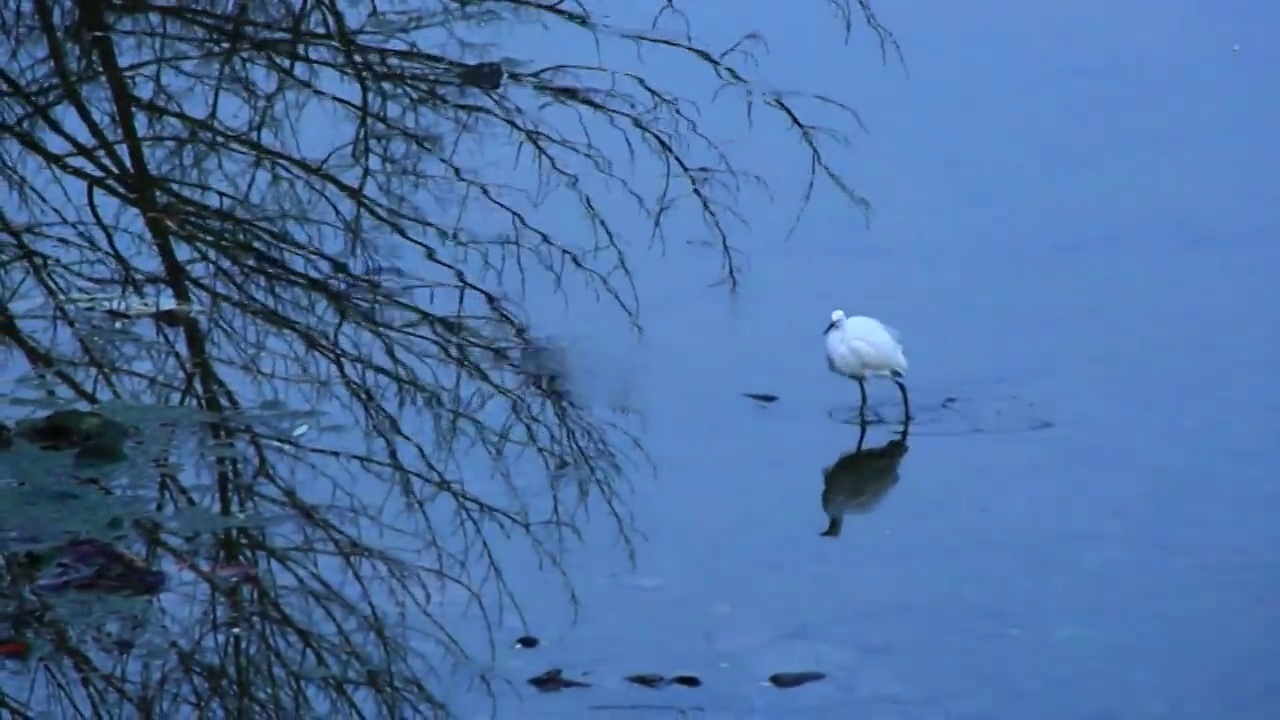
xmin=0 ymin=0 xmax=897 ymax=716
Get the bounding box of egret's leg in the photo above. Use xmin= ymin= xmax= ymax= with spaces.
xmin=857 ymin=379 xmax=868 ymax=417
xmin=896 ymin=404 xmax=911 ymax=442
xmin=820 ymin=517 xmax=843 ymax=538
xmin=894 ymin=379 xmax=912 ymax=421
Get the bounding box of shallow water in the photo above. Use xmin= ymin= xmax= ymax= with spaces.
xmin=465 ymin=1 xmax=1280 ymax=717
xmin=3 ymin=0 xmax=1278 ymax=718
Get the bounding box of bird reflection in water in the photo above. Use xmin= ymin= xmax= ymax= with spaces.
xmin=819 ymin=417 xmax=910 ymax=538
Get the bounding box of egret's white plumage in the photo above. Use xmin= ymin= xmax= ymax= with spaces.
xmin=824 ymin=308 xmax=912 ymax=419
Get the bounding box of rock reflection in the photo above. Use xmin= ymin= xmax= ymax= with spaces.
xmin=819 ymin=418 xmax=910 ymax=538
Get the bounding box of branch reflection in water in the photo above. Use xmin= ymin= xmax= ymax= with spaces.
xmin=0 ymin=0 xmax=899 ymax=714
xmin=0 ymin=268 xmax=642 ymax=718
xmin=819 ymin=419 xmax=910 ymax=539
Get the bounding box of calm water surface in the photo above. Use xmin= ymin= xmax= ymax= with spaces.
xmin=5 ymin=1 xmax=1276 ymax=718
xmin=465 ymin=1 xmax=1280 ymax=717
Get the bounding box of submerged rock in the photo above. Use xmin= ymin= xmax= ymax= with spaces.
xmin=31 ymin=539 xmax=167 ymax=596
xmin=625 ymin=673 xmax=667 ymax=689
xmin=768 ymin=671 xmax=826 ymax=689
xmin=527 ymin=668 xmax=591 ymax=692
xmin=10 ymin=410 xmax=129 ymax=463
xmin=514 ymin=634 xmax=540 ymax=649
xmin=624 ymin=673 xmax=703 ymax=689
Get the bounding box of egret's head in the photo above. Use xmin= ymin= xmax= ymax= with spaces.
xmin=825 ymin=309 xmax=846 ymax=334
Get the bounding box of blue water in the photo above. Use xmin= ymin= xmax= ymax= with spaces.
xmin=3 ymin=0 xmax=1279 ymax=718
xmin=463 ymin=1 xmax=1280 ymax=717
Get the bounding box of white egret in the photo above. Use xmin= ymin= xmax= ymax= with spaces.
xmin=824 ymin=308 xmax=911 ymax=420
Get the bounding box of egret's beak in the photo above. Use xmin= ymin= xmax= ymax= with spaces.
xmin=823 ymin=321 xmax=836 ymax=335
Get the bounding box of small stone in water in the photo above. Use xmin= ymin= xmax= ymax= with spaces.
xmin=514 ymin=635 xmax=540 ymax=649
xmin=768 ymin=671 xmax=827 ymax=689
xmin=743 ymin=392 xmax=779 ymax=404
xmin=624 ymin=673 xmax=704 ymax=689
xmin=624 ymin=673 xmax=667 ymax=689
xmin=527 ymin=668 xmax=591 ymax=692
